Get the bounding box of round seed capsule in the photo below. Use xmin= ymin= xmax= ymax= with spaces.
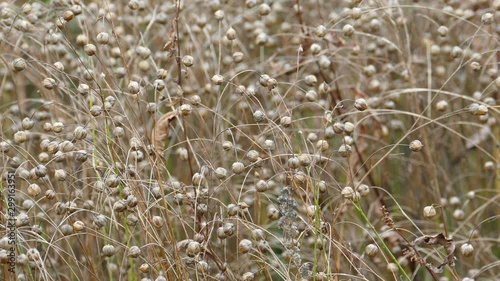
xmin=409 ymin=140 xmax=423 ymax=152
xmin=423 ymin=205 xmax=437 ymax=219
xmin=354 ymin=98 xmax=368 ymax=111
xmin=12 ymin=58 xmax=27 ymax=71
xmin=365 ymin=243 xmax=379 ymax=257
xmin=102 ymin=244 xmax=116 ymax=257
xmin=460 ymin=243 xmax=474 ymax=257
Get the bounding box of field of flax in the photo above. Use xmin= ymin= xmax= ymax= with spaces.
xmin=0 ymin=0 xmax=499 ymax=280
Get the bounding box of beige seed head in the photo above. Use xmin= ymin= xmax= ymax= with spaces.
xmin=409 ymin=140 xmax=423 ymax=152
xmin=423 ymin=205 xmax=437 ymax=219
xmin=12 ymin=58 xmax=27 ymax=71
xmin=460 ymin=243 xmax=474 ymax=257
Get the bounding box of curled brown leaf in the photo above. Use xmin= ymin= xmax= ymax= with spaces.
xmin=153 ymin=111 xmax=178 ymax=152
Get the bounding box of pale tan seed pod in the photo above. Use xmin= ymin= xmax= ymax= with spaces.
xmin=315 ymin=25 xmax=326 ymax=37
xmin=27 ymin=184 xmax=41 ymax=197
xmin=222 ymin=141 xmax=233 ymax=151
xmin=139 ymin=263 xmax=149 ymax=273
xmin=113 ymin=200 xmax=127 ymax=212
xmin=102 ymin=244 xmax=116 ymax=257
xmin=182 ymin=55 xmax=194 ymax=67
xmin=437 ymin=25 xmax=448 ymax=37
xmin=338 ymin=144 xmax=352 ymax=157
xmin=304 ymin=74 xmax=317 ymax=87
xmin=481 ymin=13 xmax=493 ymax=25
xmin=253 ymin=110 xmax=265 ymax=122
xmin=214 ymin=167 xmax=227 ymax=179
xmin=84 ymin=44 xmax=96 ymax=56
xmin=239 ymin=239 xmax=252 ymax=253
xmin=226 ymin=27 xmax=237 ymax=40
xmin=96 ymin=32 xmax=109 ymax=44
xmin=306 ymin=205 xmax=317 ymax=218
xmin=22 ymin=117 xmax=34 ymax=130
xmin=189 ymin=95 xmax=201 ymax=106
xmin=214 ymin=9 xmax=225 ymax=20
xmin=233 ymin=52 xmax=244 ymax=63
xmin=470 ymin=61 xmax=481 ymax=71
xmin=211 ymin=74 xmax=224 ymax=85
xmin=474 ymin=105 xmax=488 ymax=116
xmin=342 ymin=186 xmax=354 ymax=200
xmin=387 ymin=263 xmax=399 ymax=273
xmin=54 ymin=169 xmax=67 ymax=181
xmin=0 ymin=141 xmax=10 ymax=153
xmin=47 ymin=141 xmax=59 ymax=154
xmin=242 ymin=272 xmax=254 ymax=281
xmin=263 ymin=139 xmax=275 ymax=151
xmin=258 ymin=3 xmax=271 ymax=16
xmin=316 ymin=140 xmax=329 ymax=151
xmin=451 ymin=46 xmax=462 ymax=58
xmin=135 ymin=46 xmax=151 ymax=59
xmin=436 ymin=100 xmax=448 ymax=112
xmin=217 ymin=226 xmax=227 ymax=239
xmin=280 ymin=116 xmax=292 ymax=127
xmin=34 ymin=165 xmax=47 ymax=178
xmin=453 ymin=209 xmax=465 ymax=220
xmin=128 ymin=81 xmax=140 ymax=94
xmin=297 ymin=154 xmax=310 ymax=166
xmin=14 ymin=131 xmax=28 ymax=144
xmin=344 ymin=122 xmax=355 ymax=134
xmin=197 ymin=260 xmax=209 ymax=273
xmin=332 ymin=122 xmax=344 ymax=133
xmin=423 ymin=205 xmax=437 ymax=219
xmin=12 ymin=58 xmax=27 ymax=72
xmin=138 ymin=60 xmax=149 ymax=72
xmin=357 ymin=184 xmax=370 ymax=196
xmin=192 ymin=173 xmax=206 ymax=186
xmin=310 ymin=43 xmax=322 ymax=55
xmin=77 ymin=83 xmax=90 ymax=95
xmin=90 ymin=105 xmax=103 ymax=116
xmin=255 ymin=180 xmax=268 ymax=192
xmin=409 ymin=140 xmax=423 ymax=152
xmin=186 ymin=241 xmax=201 ymax=257
xmin=43 ymin=78 xmax=56 ymax=89
xmin=62 ymin=10 xmax=74 ymax=21
xmin=52 ymin=122 xmax=64 ymax=133
xmin=267 ymin=206 xmax=279 ymax=220
xmin=179 ymin=104 xmax=192 ymax=116
xmin=223 ymin=223 xmax=235 ymax=237
xmin=45 ymin=190 xmax=56 ymax=200
xmin=73 ymin=221 xmax=85 ymax=231
xmin=105 ymin=174 xmax=119 ymax=187
xmin=365 ymin=243 xmax=379 ymax=257
xmin=60 ymin=224 xmax=73 ymax=236
xmin=40 ymin=152 xmax=51 ymax=163
xmin=73 ymin=126 xmax=87 ymax=140
xmin=246 ymin=150 xmax=259 ymax=162
xmin=227 ymin=204 xmax=239 ymax=216
xmin=128 ymin=246 xmax=141 ymax=258
xmin=152 ymin=216 xmax=164 ymax=228
xmin=343 ymin=24 xmax=355 ymax=37
xmin=305 ymin=90 xmax=318 ymax=102
xmin=354 ymin=98 xmax=368 ymax=111
xmin=460 ymin=243 xmax=474 ymax=257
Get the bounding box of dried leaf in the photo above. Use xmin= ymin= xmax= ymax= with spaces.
xmin=153 ymin=111 xmax=177 ymax=151
xmin=414 ymin=233 xmax=455 ymax=267
xmin=163 ymin=25 xmax=176 ymax=51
